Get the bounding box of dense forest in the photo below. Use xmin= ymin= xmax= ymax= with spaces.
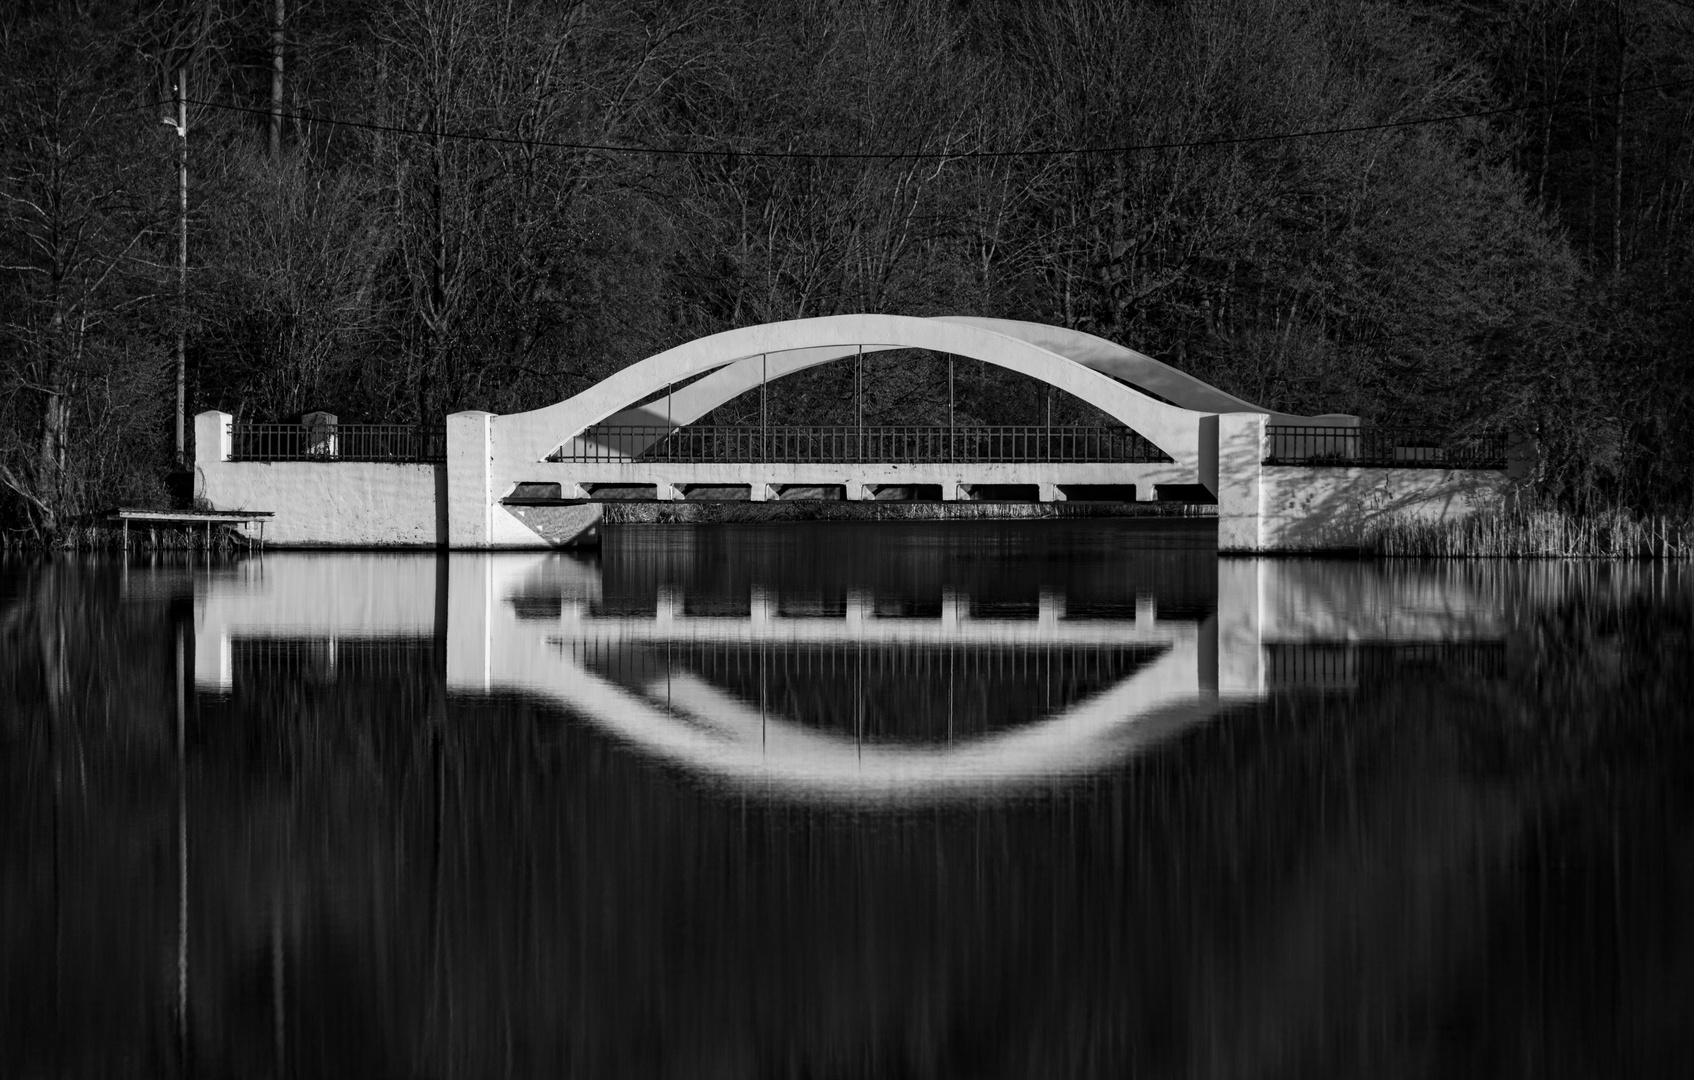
xmin=3 ymin=0 xmax=1693 ymax=538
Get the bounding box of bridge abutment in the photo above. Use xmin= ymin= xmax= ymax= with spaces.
xmin=1213 ymin=411 xmax=1510 ymax=553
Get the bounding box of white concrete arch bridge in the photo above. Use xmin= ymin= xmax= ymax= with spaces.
xmin=448 ymin=314 xmax=1354 ymax=547
xmin=195 ymin=314 xmax=1510 ymax=551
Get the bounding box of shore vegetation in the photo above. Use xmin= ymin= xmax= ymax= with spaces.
xmin=1374 ymin=497 xmax=1694 ymax=559
xmin=4 ymin=1 xmax=1694 ymax=543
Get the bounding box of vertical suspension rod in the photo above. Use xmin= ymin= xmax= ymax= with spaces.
xmin=948 ymin=356 xmax=955 ymax=463
xmin=855 ymin=344 xmax=864 ymax=463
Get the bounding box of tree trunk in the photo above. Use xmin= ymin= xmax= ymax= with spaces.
xmin=270 ymin=0 xmax=285 ymax=157
xmin=1611 ymin=0 xmax=1626 ymax=279
xmin=36 ymin=290 xmax=68 ymax=534
xmin=37 ymin=390 xmax=67 ymax=534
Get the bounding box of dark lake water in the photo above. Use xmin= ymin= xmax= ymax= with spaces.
xmin=4 ymin=519 xmax=1693 ymax=1078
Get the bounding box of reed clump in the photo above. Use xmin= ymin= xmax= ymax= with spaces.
xmin=1373 ymin=498 xmax=1694 ymax=559
xmin=0 ymin=523 xmax=256 ymax=553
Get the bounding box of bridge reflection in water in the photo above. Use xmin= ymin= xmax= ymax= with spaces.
xmin=195 ymin=532 xmax=1503 ymax=803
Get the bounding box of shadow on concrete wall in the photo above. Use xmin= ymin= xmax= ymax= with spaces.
xmin=1262 ymin=467 xmax=1508 ymax=553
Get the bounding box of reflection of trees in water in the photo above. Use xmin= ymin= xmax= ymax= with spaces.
xmin=3 ymin=563 xmax=1693 ymax=1077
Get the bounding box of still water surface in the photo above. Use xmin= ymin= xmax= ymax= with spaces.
xmin=3 ymin=520 xmax=1693 ymax=1077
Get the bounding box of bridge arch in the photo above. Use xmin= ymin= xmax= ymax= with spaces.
xmin=495 ymin=314 xmax=1215 ymax=468
xmin=596 ymin=317 xmax=1353 ymax=441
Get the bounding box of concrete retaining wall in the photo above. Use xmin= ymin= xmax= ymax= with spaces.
xmin=1214 ymin=412 xmax=1507 ymax=553
xmin=197 ymin=457 xmax=445 ymax=547
xmin=1259 ymin=465 xmax=1503 ymax=551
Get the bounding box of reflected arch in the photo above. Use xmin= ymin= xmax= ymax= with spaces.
xmin=438 ymin=555 xmax=1241 ymax=805
xmin=545 ymin=643 xmax=1228 ymax=805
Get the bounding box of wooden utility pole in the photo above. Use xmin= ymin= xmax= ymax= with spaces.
xmin=172 ymin=69 xmax=189 ymax=465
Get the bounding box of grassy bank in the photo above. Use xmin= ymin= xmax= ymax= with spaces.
xmin=600 ymin=500 xmax=1217 ymax=525
xmin=1373 ymin=501 xmax=1694 ymax=559
xmin=0 ymin=523 xmax=257 ymax=553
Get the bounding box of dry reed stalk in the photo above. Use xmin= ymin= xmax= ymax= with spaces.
xmin=1371 ymin=501 xmax=1694 ymax=559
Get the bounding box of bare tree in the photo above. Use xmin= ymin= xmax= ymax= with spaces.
xmin=365 ymin=0 xmax=707 ymax=420
xmin=0 ymin=13 xmax=174 ymax=537
xmin=197 ymin=148 xmax=391 ymax=419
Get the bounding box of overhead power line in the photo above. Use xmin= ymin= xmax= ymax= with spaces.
xmin=183 ymin=76 xmax=1694 ymax=162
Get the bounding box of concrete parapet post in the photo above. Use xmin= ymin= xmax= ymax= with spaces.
xmin=447 ymin=411 xmax=495 ymax=549
xmin=195 ymin=410 xmax=232 ymax=463
xmin=301 ymin=410 xmax=338 ymax=457
xmin=1216 ymin=413 xmax=1266 ymax=554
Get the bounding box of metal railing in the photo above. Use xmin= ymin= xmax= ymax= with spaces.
xmin=1264 ymin=425 xmax=1506 ymax=469
xmin=552 ymin=425 xmax=1172 ymax=464
xmin=230 ymin=422 xmax=447 ymax=463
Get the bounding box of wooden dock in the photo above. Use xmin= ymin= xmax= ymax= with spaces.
xmin=109 ymin=508 xmax=275 ymax=550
